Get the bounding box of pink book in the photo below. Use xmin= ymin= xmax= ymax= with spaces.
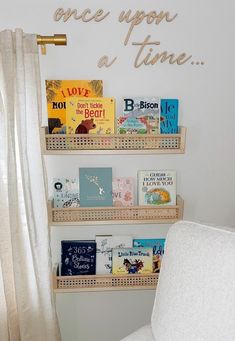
xmin=112 ymin=177 xmax=134 ymax=207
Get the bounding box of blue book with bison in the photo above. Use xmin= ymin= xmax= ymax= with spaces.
xmin=61 ymin=240 xmax=96 ymax=276
xmin=79 ymin=167 xmax=113 ymax=207
xmin=160 ymin=99 xmax=179 ymax=134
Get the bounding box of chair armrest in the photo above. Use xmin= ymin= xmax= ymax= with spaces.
xmin=120 ymin=324 xmax=155 ymax=341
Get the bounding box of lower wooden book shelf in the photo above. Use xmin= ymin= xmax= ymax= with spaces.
xmin=53 ymin=265 xmax=158 ymax=293
xmin=49 ymin=195 xmax=183 ymax=226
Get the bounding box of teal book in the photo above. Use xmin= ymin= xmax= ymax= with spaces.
xmin=133 ymin=238 xmax=165 ymax=273
xmin=160 ymin=99 xmax=179 ymax=134
xmin=79 ymin=167 xmax=113 ymax=207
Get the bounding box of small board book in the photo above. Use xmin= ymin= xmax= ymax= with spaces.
xmin=53 ymin=178 xmax=80 ymax=208
xmin=66 ymin=97 xmax=115 ymax=134
xmin=79 ymin=167 xmax=113 ymax=207
xmin=160 ymin=99 xmax=179 ymax=134
xmin=46 ymin=80 xmax=103 ymax=134
xmin=61 ymin=240 xmax=96 ymax=276
xmin=112 ymin=177 xmax=134 ymax=207
xmin=117 ymin=97 xmax=160 ymax=134
xmin=133 ymin=239 xmax=165 ymax=273
xmin=112 ymin=247 xmax=153 ymax=275
xmin=96 ymin=235 xmax=132 ymax=274
xmin=138 ymin=170 xmax=176 ymax=206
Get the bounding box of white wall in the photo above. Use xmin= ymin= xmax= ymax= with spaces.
xmin=1 ymin=1 xmax=235 ymax=340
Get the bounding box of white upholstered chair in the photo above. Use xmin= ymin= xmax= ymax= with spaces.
xmin=121 ymin=220 xmax=235 ymax=341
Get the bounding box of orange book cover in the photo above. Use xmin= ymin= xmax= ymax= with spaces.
xmin=66 ymin=97 xmax=115 ymax=134
xmin=46 ymin=80 xmax=103 ymax=133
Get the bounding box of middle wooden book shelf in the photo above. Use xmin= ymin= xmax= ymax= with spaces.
xmin=48 ymin=195 xmax=183 ymax=226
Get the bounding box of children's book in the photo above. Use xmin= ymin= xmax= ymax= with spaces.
xmin=138 ymin=170 xmax=176 ymax=206
xmin=117 ymin=97 xmax=160 ymax=134
xmin=46 ymin=80 xmax=103 ymax=134
xmin=61 ymin=240 xmax=96 ymax=276
xmin=53 ymin=178 xmax=80 ymax=208
xmin=112 ymin=247 xmax=153 ymax=275
xmin=79 ymin=167 xmax=113 ymax=207
xmin=95 ymin=235 xmax=132 ymax=274
xmin=112 ymin=177 xmax=134 ymax=207
xmin=160 ymin=99 xmax=179 ymax=134
xmin=133 ymin=239 xmax=165 ymax=273
xmin=66 ymin=97 xmax=115 ymax=134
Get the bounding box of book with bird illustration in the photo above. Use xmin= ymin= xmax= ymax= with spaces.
xmin=117 ymin=97 xmax=160 ymax=134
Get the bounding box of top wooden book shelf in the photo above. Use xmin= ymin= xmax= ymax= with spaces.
xmin=40 ymin=127 xmax=186 ymax=155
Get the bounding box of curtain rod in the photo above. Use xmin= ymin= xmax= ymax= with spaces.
xmin=36 ymin=34 xmax=67 ymax=55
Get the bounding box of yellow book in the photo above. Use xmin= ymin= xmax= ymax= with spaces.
xmin=46 ymin=80 xmax=103 ymax=133
xmin=112 ymin=247 xmax=153 ymax=275
xmin=66 ymin=97 xmax=115 ymax=134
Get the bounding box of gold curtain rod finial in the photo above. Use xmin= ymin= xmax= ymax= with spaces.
xmin=53 ymin=34 xmax=67 ymax=46
xmin=37 ymin=34 xmax=67 ymax=55
xmin=37 ymin=34 xmax=67 ymax=46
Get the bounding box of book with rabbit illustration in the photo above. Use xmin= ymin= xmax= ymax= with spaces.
xmin=138 ymin=170 xmax=176 ymax=206
xmin=79 ymin=167 xmax=113 ymax=207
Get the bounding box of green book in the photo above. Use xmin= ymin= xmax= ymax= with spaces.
xmin=79 ymin=167 xmax=113 ymax=207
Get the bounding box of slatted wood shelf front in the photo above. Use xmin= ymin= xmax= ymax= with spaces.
xmin=53 ymin=269 xmax=158 ymax=293
xmin=41 ymin=126 xmax=186 ymax=154
xmin=48 ymin=195 xmax=183 ymax=226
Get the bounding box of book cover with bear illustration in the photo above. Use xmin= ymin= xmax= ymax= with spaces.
xmin=46 ymin=80 xmax=103 ymax=134
xmin=117 ymin=97 xmax=160 ymax=134
xmin=112 ymin=247 xmax=153 ymax=275
xmin=79 ymin=167 xmax=113 ymax=207
xmin=160 ymin=99 xmax=179 ymax=134
xmin=66 ymin=97 xmax=115 ymax=134
xmin=133 ymin=238 xmax=165 ymax=273
xmin=61 ymin=240 xmax=96 ymax=276
xmin=138 ymin=170 xmax=176 ymax=206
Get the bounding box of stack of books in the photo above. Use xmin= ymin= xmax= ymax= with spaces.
xmin=60 ymin=237 xmax=165 ymax=276
xmin=53 ymin=168 xmax=176 ymax=208
xmin=46 ymin=80 xmax=179 ymax=135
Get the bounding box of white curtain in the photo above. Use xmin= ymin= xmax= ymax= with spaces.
xmin=0 ymin=29 xmax=60 ymax=341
